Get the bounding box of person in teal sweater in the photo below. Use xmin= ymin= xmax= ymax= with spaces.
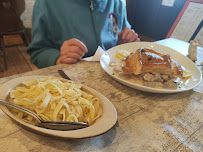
xmin=27 ymin=0 xmax=140 ymax=68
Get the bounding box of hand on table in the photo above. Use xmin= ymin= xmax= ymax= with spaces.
xmin=117 ymin=27 xmax=140 ymax=45
xmin=56 ymin=38 xmax=88 ymax=64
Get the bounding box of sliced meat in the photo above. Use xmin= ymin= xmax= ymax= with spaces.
xmin=143 ymin=73 xmax=163 ymax=82
xmin=153 ymin=73 xmax=163 ymax=82
xmin=114 ymin=67 xmax=122 ymax=72
xmin=143 ymin=73 xmax=154 ymax=82
xmin=143 ymin=82 xmax=157 ymax=88
xmin=161 ymin=75 xmax=169 ymax=82
xmin=163 ymin=82 xmax=178 ymax=89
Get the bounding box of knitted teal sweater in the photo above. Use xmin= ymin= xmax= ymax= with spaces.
xmin=27 ymin=0 xmax=131 ymax=68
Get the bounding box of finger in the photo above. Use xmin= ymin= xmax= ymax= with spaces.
xmin=124 ymin=30 xmax=136 ymax=42
xmin=69 ymin=46 xmax=85 ymax=57
xmin=122 ymin=27 xmax=131 ymax=40
xmin=61 ymin=52 xmax=82 ymax=61
xmin=128 ymin=36 xmax=137 ymax=42
xmin=127 ymin=32 xmax=138 ymax=42
xmin=60 ymin=53 xmax=80 ymax=63
xmin=64 ymin=38 xmax=88 ymax=53
xmin=134 ymin=38 xmax=140 ymax=42
xmin=60 ymin=58 xmax=78 ymax=64
xmin=61 ymin=45 xmax=85 ymax=57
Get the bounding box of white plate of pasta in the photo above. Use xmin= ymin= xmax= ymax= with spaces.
xmin=0 ymin=76 xmax=117 ymax=138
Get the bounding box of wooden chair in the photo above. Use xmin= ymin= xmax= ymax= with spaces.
xmin=0 ymin=29 xmax=30 ymax=71
xmin=0 ymin=0 xmax=31 ymax=71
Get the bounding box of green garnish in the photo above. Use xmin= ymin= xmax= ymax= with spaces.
xmin=112 ymin=73 xmax=115 ymax=75
xmin=141 ymin=49 xmax=146 ymax=52
xmin=148 ymin=56 xmax=153 ymax=60
xmin=178 ymin=86 xmax=181 ymax=88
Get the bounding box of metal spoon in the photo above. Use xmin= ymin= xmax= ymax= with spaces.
xmin=0 ymin=99 xmax=89 ymax=130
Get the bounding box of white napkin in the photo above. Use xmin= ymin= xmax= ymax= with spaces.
xmin=82 ymin=46 xmax=105 ymax=61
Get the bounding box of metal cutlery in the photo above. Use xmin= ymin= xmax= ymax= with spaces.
xmin=0 ymin=70 xmax=89 ymax=130
xmin=58 ymin=70 xmax=71 ymax=80
xmin=0 ymin=99 xmax=88 ymax=131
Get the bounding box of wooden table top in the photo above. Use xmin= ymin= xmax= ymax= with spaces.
xmin=0 ymin=38 xmax=202 ymax=152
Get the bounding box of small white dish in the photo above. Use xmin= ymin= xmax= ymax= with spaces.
xmin=0 ymin=76 xmax=117 ymax=138
xmin=100 ymin=42 xmax=202 ymax=93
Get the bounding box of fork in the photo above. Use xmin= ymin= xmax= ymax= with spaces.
xmin=0 ymin=99 xmax=88 ymax=131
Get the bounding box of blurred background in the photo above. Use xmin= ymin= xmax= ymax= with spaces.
xmin=0 ymin=0 xmax=189 ymax=77
xmin=0 ymin=0 xmax=188 ymax=41
xmin=126 ymin=0 xmax=187 ymax=41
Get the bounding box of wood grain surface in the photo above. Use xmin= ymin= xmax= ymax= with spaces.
xmin=0 ymin=35 xmax=38 ymax=78
xmin=0 ymin=59 xmax=202 ymax=152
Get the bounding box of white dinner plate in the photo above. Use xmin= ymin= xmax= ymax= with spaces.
xmin=0 ymin=76 xmax=117 ymax=138
xmin=100 ymin=42 xmax=202 ymax=93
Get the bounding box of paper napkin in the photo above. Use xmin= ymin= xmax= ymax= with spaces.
xmin=82 ymin=46 xmax=105 ymax=61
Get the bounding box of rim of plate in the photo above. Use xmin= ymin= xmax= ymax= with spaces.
xmin=0 ymin=76 xmax=117 ymax=138
xmin=100 ymin=42 xmax=202 ymax=93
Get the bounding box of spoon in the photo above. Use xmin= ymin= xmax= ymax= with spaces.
xmin=0 ymin=99 xmax=89 ymax=130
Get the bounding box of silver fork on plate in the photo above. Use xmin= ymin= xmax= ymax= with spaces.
xmin=0 ymin=71 xmax=89 ymax=130
xmin=0 ymin=99 xmax=88 ymax=130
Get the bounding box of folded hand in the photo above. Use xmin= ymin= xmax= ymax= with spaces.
xmin=56 ymin=38 xmax=88 ymax=64
xmin=117 ymin=27 xmax=140 ymax=45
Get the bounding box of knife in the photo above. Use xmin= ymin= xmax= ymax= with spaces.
xmin=58 ymin=70 xmax=71 ymax=80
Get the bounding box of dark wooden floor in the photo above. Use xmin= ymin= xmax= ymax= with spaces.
xmin=0 ymin=35 xmax=38 ymax=78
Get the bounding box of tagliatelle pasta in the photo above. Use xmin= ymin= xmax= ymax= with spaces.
xmin=9 ymin=77 xmax=102 ymax=126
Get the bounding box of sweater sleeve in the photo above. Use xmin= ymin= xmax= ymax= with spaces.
xmin=27 ymin=0 xmax=60 ymax=69
xmin=122 ymin=12 xmax=131 ymax=29
xmin=120 ymin=1 xmax=131 ymax=30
